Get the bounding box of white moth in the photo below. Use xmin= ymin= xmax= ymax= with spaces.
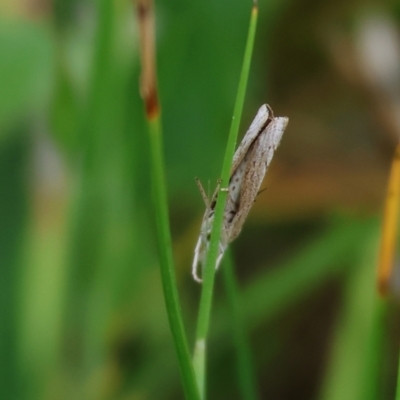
xmin=192 ymin=104 xmax=288 ymax=283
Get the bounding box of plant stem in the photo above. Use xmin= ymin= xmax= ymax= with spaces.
xmin=193 ymin=4 xmax=258 ymax=397
xmin=147 ymin=117 xmax=200 ymax=400
xmin=222 ymin=251 xmax=258 ymax=400
xmin=319 ymin=229 xmax=381 ymax=400
xmin=396 ymin=348 xmax=400 ymax=400
xmin=136 ymin=1 xmax=200 ymax=397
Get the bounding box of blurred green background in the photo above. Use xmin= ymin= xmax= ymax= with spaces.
xmin=1 ymin=0 xmax=400 ymax=399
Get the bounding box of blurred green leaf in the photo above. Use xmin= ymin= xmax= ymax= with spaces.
xmin=319 ymin=228 xmax=382 ymax=400
xmin=214 ymin=217 xmax=378 ymax=337
xmin=0 ymin=19 xmax=53 ymax=134
xmin=0 ymin=131 xmax=28 ymax=400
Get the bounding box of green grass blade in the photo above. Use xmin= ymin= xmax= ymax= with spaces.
xmin=222 ymin=250 xmax=259 ymax=400
xmin=0 ymin=136 xmax=28 ymax=400
xmin=396 ymin=348 xmax=400 ymax=400
xmin=319 ymin=227 xmax=381 ymax=400
xmin=147 ymin=117 xmax=200 ymax=400
xmin=212 ymin=217 xmax=379 ymax=337
xmin=245 ymin=219 xmax=378 ymax=327
xmin=193 ymin=4 xmax=259 ymax=397
xmin=136 ymin=218 xmax=379 ymax=397
xmin=359 ymin=298 xmax=388 ymax=400
xmin=136 ymin=0 xmax=200 ymax=397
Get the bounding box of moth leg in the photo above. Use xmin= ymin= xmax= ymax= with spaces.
xmin=196 ymin=178 xmax=223 ymax=207
xmin=211 ymin=179 xmax=222 ymax=200
xmin=215 ymin=245 xmax=226 ymax=270
xmin=195 ymin=177 xmax=210 ymax=208
xmin=192 ymin=236 xmax=203 ymax=283
xmin=216 ymin=254 xmax=223 ymax=269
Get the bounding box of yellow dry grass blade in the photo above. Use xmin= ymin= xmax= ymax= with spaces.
xmin=377 ymin=142 xmax=400 ymax=296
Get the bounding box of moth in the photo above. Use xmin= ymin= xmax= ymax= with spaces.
xmin=192 ymin=104 xmax=288 ymax=282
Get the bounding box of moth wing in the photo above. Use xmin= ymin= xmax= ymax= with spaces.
xmin=230 ymin=104 xmax=271 ymax=175
xmin=262 ymin=116 xmax=288 ymax=167
xmin=227 ymin=116 xmax=288 ymax=242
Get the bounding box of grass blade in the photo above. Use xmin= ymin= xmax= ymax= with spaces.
xmin=213 ymin=217 xmax=378 ymax=338
xmin=222 ymin=250 xmax=259 ymax=400
xmin=377 ymin=143 xmax=400 ymax=295
xmin=135 ymin=1 xmax=200 ymax=398
xmin=319 ymin=228 xmax=381 ymax=400
xmin=193 ymin=3 xmax=259 ymax=397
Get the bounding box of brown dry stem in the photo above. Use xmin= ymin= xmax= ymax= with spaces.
xmin=136 ymin=0 xmax=159 ymax=119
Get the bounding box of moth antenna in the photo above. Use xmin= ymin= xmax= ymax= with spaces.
xmin=252 ymin=187 xmax=269 ymax=204
xmin=257 ymin=187 xmax=268 ymax=196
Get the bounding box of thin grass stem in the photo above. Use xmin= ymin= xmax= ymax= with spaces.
xmin=193 ymin=4 xmax=259 ymax=397
xmin=136 ymin=1 xmax=200 ymax=398
xmin=396 ymin=349 xmax=400 ymax=400
xmin=147 ymin=117 xmax=200 ymax=399
xmin=222 ymin=251 xmax=258 ymax=400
